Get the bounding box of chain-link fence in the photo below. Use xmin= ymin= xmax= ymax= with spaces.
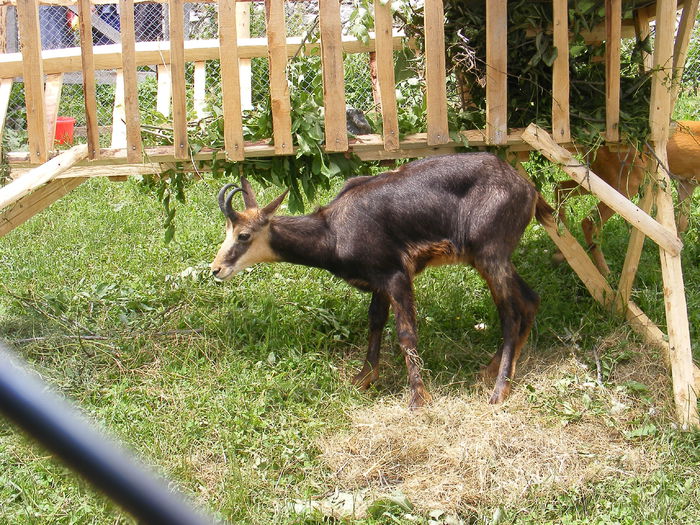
xmin=1 ymin=1 xmax=380 ymax=151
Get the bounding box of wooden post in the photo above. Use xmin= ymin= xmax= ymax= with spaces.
xmin=219 ymin=0 xmax=245 ymax=161
xmin=319 ymin=0 xmax=348 ymax=152
xmin=78 ymin=0 xmax=100 ymax=159
xmin=617 ymin=178 xmax=655 ymax=306
xmin=16 ymin=0 xmax=47 ymax=164
xmin=236 ymin=1 xmax=252 ymax=110
xmin=486 ymin=0 xmax=507 ymax=145
xmin=374 ymin=0 xmax=400 ymax=151
xmin=0 ymin=78 xmax=12 ymax=142
xmin=265 ymin=0 xmax=293 ymax=155
xmin=156 ymin=65 xmax=172 ymax=117
xmin=118 ymin=0 xmax=143 ymax=162
xmin=633 ymin=6 xmax=653 ymax=73
xmin=671 ymin=0 xmax=700 ymax=109
xmin=0 ymin=145 xmax=88 ymax=210
xmin=111 ymin=70 xmax=127 ymax=149
xmin=44 ymin=74 xmax=64 ymax=151
xmin=551 ymin=0 xmax=570 ymax=143
xmin=521 ymin=124 xmax=682 ymax=257
xmin=648 ymin=0 xmax=698 ymax=430
xmin=605 ymin=0 xmax=621 ymax=143
xmin=424 ymin=0 xmax=449 ymax=146
xmin=169 ymin=0 xmax=188 ymax=160
xmin=194 ymin=62 xmax=208 ymax=119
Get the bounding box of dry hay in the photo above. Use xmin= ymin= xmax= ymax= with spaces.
xmin=319 ymin=334 xmax=670 ymax=515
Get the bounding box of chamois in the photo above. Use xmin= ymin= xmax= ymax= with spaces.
xmin=211 ymin=153 xmax=554 ymax=408
xmin=555 ymin=121 xmax=700 ymax=276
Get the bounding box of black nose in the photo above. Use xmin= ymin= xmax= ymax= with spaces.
xmin=212 ymin=268 xmax=220 ymax=277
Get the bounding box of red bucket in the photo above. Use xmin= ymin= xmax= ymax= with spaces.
xmin=54 ymin=116 xmax=76 ymax=145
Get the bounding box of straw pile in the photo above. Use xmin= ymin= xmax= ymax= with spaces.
xmin=319 ymin=337 xmax=668 ymax=514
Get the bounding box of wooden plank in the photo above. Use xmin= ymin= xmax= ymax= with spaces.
xmin=169 ymin=0 xmax=188 ymax=160
xmin=44 ymin=73 xmax=64 ymax=150
xmin=265 ymin=0 xmax=293 ymax=155
xmin=605 ymin=0 xmax=621 ymax=142
xmin=617 ymin=180 xmax=654 ymax=307
xmin=236 ymin=1 xmax=252 ymax=110
xmin=156 ymin=65 xmax=172 ymax=117
xmin=118 ymin=0 xmax=143 ymax=162
xmin=319 ymin=0 xmax=347 ymax=152
xmin=424 ymin=0 xmax=448 ymax=146
xmin=649 ymin=0 xmax=698 ymax=430
xmin=12 ymin=163 xmax=163 ymax=180
xmin=15 ymin=0 xmax=47 ymax=164
xmin=0 ymin=34 xmax=407 ymax=78
xmin=0 ymin=78 xmax=12 ymax=141
xmin=486 ymin=0 xmax=507 ymax=145
xmin=110 ymin=69 xmax=126 ymax=149
xmin=551 ymin=0 xmax=570 ymax=143
xmin=0 ymin=144 xmax=88 ymax=210
xmin=193 ymin=62 xmax=208 ymax=119
xmin=218 ymin=0 xmax=245 ymax=161
xmin=671 ymin=0 xmax=700 ymax=108
xmin=521 ymin=124 xmax=682 ymax=257
xmin=633 ymin=6 xmax=653 ymax=73
xmin=0 ymin=177 xmax=86 ymax=238
xmin=78 ymin=0 xmax=100 ymax=159
xmin=374 ymin=0 xmax=399 ymax=151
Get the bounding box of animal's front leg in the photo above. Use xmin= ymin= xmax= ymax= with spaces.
xmin=387 ymin=274 xmax=432 ymax=410
xmin=352 ymin=292 xmax=390 ymax=390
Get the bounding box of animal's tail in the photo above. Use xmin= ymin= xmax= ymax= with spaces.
xmin=534 ymin=194 xmax=555 ymax=228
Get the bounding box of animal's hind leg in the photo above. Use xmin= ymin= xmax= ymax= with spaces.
xmin=476 ymin=260 xmax=539 ymax=404
xmin=352 ymin=292 xmax=390 ymax=390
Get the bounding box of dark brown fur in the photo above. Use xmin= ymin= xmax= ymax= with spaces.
xmin=212 ymin=153 xmax=553 ymax=408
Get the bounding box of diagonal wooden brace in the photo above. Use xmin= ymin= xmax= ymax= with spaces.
xmin=521 ymin=124 xmax=682 ymax=257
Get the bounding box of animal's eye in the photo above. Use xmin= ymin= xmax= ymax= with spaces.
xmin=237 ymin=232 xmax=251 ymax=242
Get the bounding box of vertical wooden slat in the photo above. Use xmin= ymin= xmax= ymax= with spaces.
xmin=16 ymin=0 xmax=47 ymax=164
xmin=194 ymin=62 xmax=208 ymax=119
xmin=111 ymin=70 xmax=127 ymax=149
xmin=374 ymin=0 xmax=399 ymax=151
xmin=118 ymin=0 xmax=142 ymax=162
xmin=319 ymin=0 xmax=347 ymax=152
xmin=0 ymin=78 xmax=12 ymax=142
xmin=424 ymin=0 xmax=449 ymax=146
xmin=265 ymin=0 xmax=293 ymax=155
xmin=78 ymin=0 xmax=100 ymax=159
xmin=671 ymin=0 xmax=700 ymax=109
xmin=649 ymin=0 xmax=698 ymax=430
xmin=633 ymin=6 xmax=653 ymax=73
xmin=486 ymin=0 xmax=507 ymax=145
xmin=236 ymin=1 xmax=252 ymax=110
xmin=605 ymin=0 xmax=621 ymax=142
xmin=219 ymin=0 xmax=245 ymax=161
xmin=169 ymin=0 xmax=188 ymax=160
xmin=551 ymin=0 xmax=570 ymax=143
xmin=44 ymin=74 xmax=64 ymax=150
xmin=617 ymin=178 xmax=655 ymax=306
xmin=156 ymin=65 xmax=172 ymax=117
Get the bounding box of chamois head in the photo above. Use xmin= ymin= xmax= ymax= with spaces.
xmin=211 ymin=178 xmax=287 ymax=280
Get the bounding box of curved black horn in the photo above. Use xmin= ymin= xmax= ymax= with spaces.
xmin=217 ymin=184 xmax=247 ymax=220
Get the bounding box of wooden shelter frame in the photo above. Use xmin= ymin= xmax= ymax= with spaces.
xmin=0 ymin=0 xmax=698 ymax=428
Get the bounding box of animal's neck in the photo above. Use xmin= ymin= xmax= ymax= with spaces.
xmin=268 ymin=213 xmax=335 ymax=270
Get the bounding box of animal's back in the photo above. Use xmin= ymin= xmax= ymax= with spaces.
xmin=326 ymin=153 xmax=536 ymax=260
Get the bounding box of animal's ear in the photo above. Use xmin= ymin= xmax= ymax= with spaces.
xmin=240 ymin=177 xmax=259 ymax=209
xmin=261 ymin=189 xmax=289 ymax=217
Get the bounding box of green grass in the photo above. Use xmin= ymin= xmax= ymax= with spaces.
xmin=0 ymin=170 xmax=699 ymax=523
